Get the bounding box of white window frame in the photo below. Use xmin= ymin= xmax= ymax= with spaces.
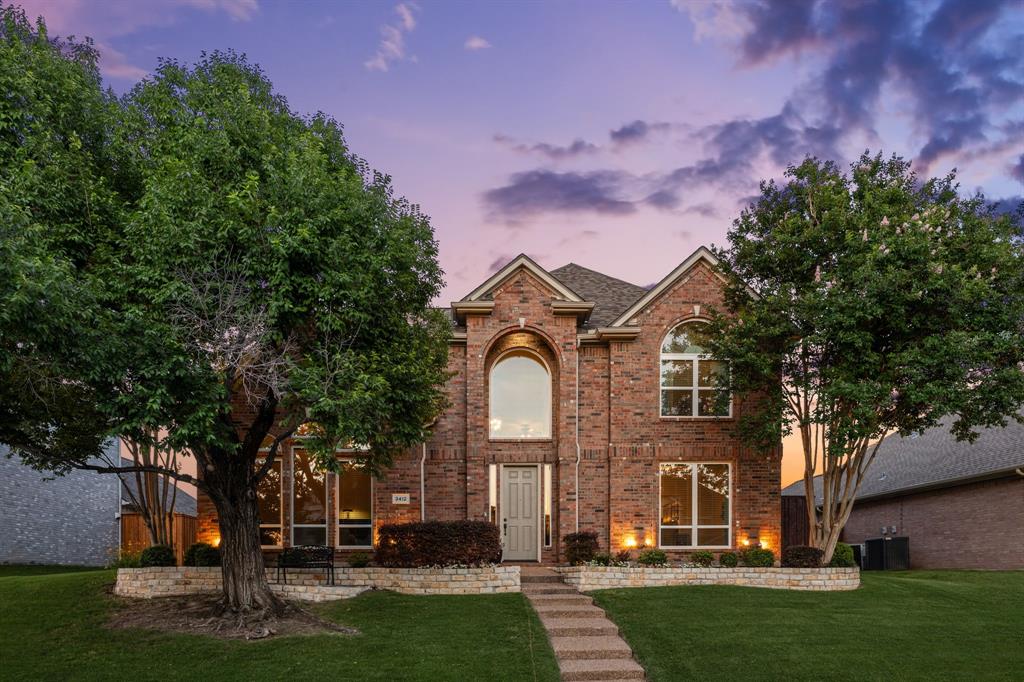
xmin=658 ymin=462 xmax=732 ymax=549
xmin=488 ymin=347 xmax=553 ymax=440
xmin=659 ymin=320 xmax=732 ymax=418
xmin=290 ymin=448 xmax=328 ymax=547
xmin=336 ymin=457 xmax=374 ymax=549
xmin=256 ymin=449 xmax=283 ymax=549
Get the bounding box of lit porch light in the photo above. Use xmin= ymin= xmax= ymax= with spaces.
xmin=623 ymin=536 xmax=638 ymax=549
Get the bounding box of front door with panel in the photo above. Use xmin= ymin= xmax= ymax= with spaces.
xmin=501 ymin=466 xmax=538 ymax=561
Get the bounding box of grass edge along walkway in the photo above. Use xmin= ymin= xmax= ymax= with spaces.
xmin=0 ymin=566 xmax=560 ymax=681
xmin=593 ymin=570 xmax=1024 ymax=682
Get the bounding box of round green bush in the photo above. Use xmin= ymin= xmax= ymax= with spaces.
xmin=782 ymin=545 xmax=824 ymax=568
xmin=637 ymin=548 xmax=668 ymax=566
xmin=739 ymin=547 xmax=775 ymax=567
xmin=829 ymin=542 xmax=856 ymax=567
xmin=719 ymin=551 xmax=738 ymax=568
xmin=348 ymin=552 xmax=371 ymax=568
xmin=590 ymin=552 xmax=613 ymax=566
xmin=183 ymin=542 xmax=221 ymax=567
xmin=690 ymin=550 xmax=714 ymax=567
xmin=563 ymin=531 xmax=600 ymax=565
xmin=139 ymin=544 xmax=176 ymax=567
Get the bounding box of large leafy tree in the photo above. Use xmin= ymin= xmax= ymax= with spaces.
xmin=709 ymin=154 xmax=1024 ymax=562
xmin=0 ymin=8 xmax=450 ymax=614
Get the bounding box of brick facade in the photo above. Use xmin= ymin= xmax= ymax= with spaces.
xmin=197 ymin=250 xmax=782 ymax=564
xmin=841 ymin=476 xmax=1024 ymax=569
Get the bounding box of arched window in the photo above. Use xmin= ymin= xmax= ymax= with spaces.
xmin=489 ymin=349 xmax=552 ymax=439
xmin=660 ymin=321 xmax=730 ymax=417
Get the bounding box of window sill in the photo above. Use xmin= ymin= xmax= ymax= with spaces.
xmin=659 ymin=416 xmax=734 ymax=421
xmin=488 ymin=438 xmax=554 ymax=443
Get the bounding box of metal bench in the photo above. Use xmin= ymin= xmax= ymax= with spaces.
xmin=275 ymin=545 xmax=335 ymax=585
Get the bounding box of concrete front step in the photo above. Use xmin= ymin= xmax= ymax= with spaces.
xmin=522 ymin=583 xmax=579 ymax=594
xmin=559 ymin=658 xmax=646 ymax=681
xmin=532 ymin=603 xmax=608 ymax=619
xmin=521 ymin=574 xmax=563 ymax=584
xmin=527 ymin=593 xmax=594 ymax=606
xmin=540 ymin=617 xmax=619 ymax=637
xmin=551 ymin=636 xmax=633 ymax=660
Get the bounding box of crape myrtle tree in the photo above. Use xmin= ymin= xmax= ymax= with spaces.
xmin=707 ymin=154 xmax=1024 ymax=562
xmin=0 ymin=9 xmax=450 ymax=614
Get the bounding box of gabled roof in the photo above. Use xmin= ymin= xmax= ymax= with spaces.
xmin=608 ymin=246 xmax=726 ymax=327
xmin=461 ymin=253 xmax=583 ymax=302
xmin=782 ymin=414 xmax=1024 ymax=502
xmin=550 ymin=263 xmax=648 ymax=329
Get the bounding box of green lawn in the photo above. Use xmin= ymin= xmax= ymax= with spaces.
xmin=0 ymin=566 xmax=558 ymax=681
xmin=594 ymin=571 xmax=1024 ymax=681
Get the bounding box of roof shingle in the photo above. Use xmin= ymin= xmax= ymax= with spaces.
xmin=549 ymin=263 xmax=648 ymax=329
xmin=782 ymin=414 xmax=1024 ymax=501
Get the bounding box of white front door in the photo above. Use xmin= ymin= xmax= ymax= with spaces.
xmin=501 ymin=466 xmax=538 ymax=561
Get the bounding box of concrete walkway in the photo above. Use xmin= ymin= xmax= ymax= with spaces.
xmin=521 ymin=566 xmax=645 ymax=681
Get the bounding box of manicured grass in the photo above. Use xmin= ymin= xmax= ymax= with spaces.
xmin=594 ymin=571 xmax=1024 ymax=681
xmin=0 ymin=567 xmax=558 ymax=681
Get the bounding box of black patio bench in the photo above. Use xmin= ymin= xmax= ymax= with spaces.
xmin=275 ymin=545 xmax=335 ymax=586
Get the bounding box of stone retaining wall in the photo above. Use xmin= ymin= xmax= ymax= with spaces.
xmin=115 ymin=565 xmax=520 ymax=601
xmin=556 ymin=565 xmax=859 ymax=592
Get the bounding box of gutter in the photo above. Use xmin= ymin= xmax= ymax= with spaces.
xmin=799 ymin=466 xmax=1024 ymax=506
xmin=420 ymin=443 xmax=427 ymax=521
xmin=575 ymin=338 xmax=581 ymax=533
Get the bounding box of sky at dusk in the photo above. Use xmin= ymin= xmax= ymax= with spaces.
xmin=18 ymin=0 xmax=1024 ymax=486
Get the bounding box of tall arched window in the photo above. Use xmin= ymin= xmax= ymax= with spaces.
xmin=660 ymin=321 xmax=730 ymax=417
xmin=489 ymin=349 xmax=552 ymax=439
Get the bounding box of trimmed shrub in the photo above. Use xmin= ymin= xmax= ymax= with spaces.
xmin=375 ymin=521 xmax=501 ymax=568
xmin=348 ymin=552 xmax=371 ymax=568
xmin=139 ymin=544 xmax=175 ymax=567
xmin=183 ymin=542 xmax=221 ymax=567
xmin=614 ymin=549 xmax=633 ymax=563
xmin=739 ymin=547 xmax=775 ymax=567
xmin=782 ymin=545 xmax=824 ymax=568
xmin=691 ymin=550 xmax=714 ymax=567
xmin=110 ymin=549 xmax=142 ymax=569
xmin=719 ymin=551 xmax=738 ymax=568
xmin=637 ymin=549 xmax=668 ymax=566
xmin=590 ymin=552 xmax=613 ymax=566
xmin=563 ymin=531 xmax=600 ymax=565
xmin=829 ymin=542 xmax=856 ymax=568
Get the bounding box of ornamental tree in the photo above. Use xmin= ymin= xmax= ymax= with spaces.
xmin=0 ymin=9 xmax=449 ymax=616
xmin=708 ymin=153 xmax=1024 ymax=562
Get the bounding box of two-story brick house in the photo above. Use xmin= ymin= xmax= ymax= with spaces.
xmin=196 ymin=246 xmax=782 ymax=563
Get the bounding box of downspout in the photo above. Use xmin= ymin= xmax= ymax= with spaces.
xmin=420 ymin=443 xmax=427 ymax=521
xmin=575 ymin=338 xmax=581 ymax=533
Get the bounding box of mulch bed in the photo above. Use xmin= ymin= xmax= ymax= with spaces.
xmin=107 ymin=588 xmax=359 ymax=640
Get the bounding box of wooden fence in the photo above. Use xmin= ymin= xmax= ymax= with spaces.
xmin=120 ymin=513 xmax=198 ymax=566
xmin=781 ymin=495 xmax=810 ymax=550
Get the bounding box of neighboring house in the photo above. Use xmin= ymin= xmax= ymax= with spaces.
xmin=0 ymin=442 xmax=120 ymax=566
xmin=782 ymin=416 xmax=1024 ymax=569
xmin=197 ymin=247 xmax=783 ymax=563
xmin=0 ymin=444 xmax=197 ymax=566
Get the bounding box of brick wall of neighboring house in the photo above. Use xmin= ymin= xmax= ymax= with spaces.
xmin=196 ymin=254 xmax=783 ymax=564
xmin=841 ymin=475 xmax=1024 ymax=569
xmin=0 ymin=443 xmax=120 ymax=566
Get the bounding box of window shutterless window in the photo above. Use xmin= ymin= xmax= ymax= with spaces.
xmin=256 ymin=458 xmax=282 ymax=547
xmin=660 ymin=321 xmax=730 ymax=417
xmin=489 ymin=349 xmax=552 ymax=439
xmin=337 ymin=460 xmax=373 ymax=548
xmin=659 ymin=463 xmax=731 ymax=548
xmin=291 ymin=450 xmax=327 ymax=546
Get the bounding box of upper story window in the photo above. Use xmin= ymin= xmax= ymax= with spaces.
xmin=489 ymin=349 xmax=552 ymax=439
xmin=660 ymin=321 xmax=730 ymax=417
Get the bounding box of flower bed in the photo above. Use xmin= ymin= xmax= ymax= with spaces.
xmin=556 ymin=565 xmax=859 ymax=592
xmin=115 ymin=565 xmax=520 ymax=601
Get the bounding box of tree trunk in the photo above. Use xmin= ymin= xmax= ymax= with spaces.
xmin=208 ymin=466 xmax=282 ymax=614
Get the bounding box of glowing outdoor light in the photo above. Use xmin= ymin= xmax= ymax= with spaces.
xmin=623 ymin=536 xmax=638 ymax=548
